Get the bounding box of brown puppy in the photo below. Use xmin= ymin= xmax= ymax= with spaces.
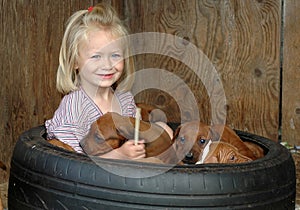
xmin=172 ymin=121 xmax=211 ymax=164
xmin=0 ymin=161 xmax=6 ymax=210
xmin=173 ymin=121 xmax=262 ymax=164
xmin=208 ymin=125 xmax=257 ymax=160
xmin=80 ymin=112 xmax=174 ymax=159
xmin=48 ymin=139 xmax=76 ymax=152
xmin=0 ymin=194 xmax=2 ymax=210
xmin=0 ymin=161 xmax=6 ymax=171
xmin=244 ymin=141 xmax=264 ymax=159
xmin=200 ymin=141 xmax=253 ymax=164
xmin=136 ymin=103 xmax=167 ymax=123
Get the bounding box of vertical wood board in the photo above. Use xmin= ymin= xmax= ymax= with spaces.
xmin=125 ymin=0 xmax=281 ymax=140
xmin=282 ymin=0 xmax=300 ymax=145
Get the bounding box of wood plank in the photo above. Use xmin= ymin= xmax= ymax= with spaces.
xmin=282 ymin=0 xmax=300 ymax=146
xmin=125 ymin=0 xmax=281 ymax=140
xmin=0 ymin=0 xmax=92 ymax=181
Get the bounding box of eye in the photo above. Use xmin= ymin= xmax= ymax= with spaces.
xmin=91 ymin=54 xmax=101 ymax=59
xmin=198 ymin=138 xmax=206 ymax=145
xmin=94 ymin=133 xmax=103 ymax=143
xmin=111 ymin=53 xmax=122 ymax=60
xmin=229 ymin=154 xmax=235 ymax=161
xmin=177 ymin=136 xmax=185 ymax=144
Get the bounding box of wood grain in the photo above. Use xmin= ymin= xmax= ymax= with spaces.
xmin=282 ymin=0 xmax=300 ymax=145
xmin=0 ymin=0 xmax=93 ymax=183
xmin=125 ymin=0 xmax=281 ymax=140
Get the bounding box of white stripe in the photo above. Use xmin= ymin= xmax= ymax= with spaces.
xmin=196 ymin=140 xmax=212 ymax=164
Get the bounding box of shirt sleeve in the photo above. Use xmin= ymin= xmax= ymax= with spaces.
xmin=45 ymin=94 xmax=89 ymax=153
xmin=47 ymin=122 xmax=88 ymax=153
xmin=118 ymin=91 xmax=137 ymax=117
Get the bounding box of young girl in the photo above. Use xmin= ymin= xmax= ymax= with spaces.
xmin=45 ymin=3 xmax=146 ymax=160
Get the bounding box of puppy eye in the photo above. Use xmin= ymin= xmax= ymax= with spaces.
xmin=94 ymin=133 xmax=102 ymax=143
xmin=178 ymin=136 xmax=185 ymax=144
xmin=229 ymin=154 xmax=235 ymax=161
xmin=198 ymin=139 xmax=206 ymax=144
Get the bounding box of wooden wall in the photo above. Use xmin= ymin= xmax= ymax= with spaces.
xmin=125 ymin=0 xmax=282 ymax=141
xmin=282 ymin=0 xmax=300 ymax=146
xmin=0 ymin=0 xmax=299 ymax=183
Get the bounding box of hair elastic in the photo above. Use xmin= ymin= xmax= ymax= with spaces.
xmin=88 ymin=6 xmax=93 ymax=12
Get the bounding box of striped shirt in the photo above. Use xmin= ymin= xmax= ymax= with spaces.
xmin=45 ymin=87 xmax=136 ymax=153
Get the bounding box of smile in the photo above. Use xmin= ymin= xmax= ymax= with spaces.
xmin=97 ymin=73 xmax=114 ymax=79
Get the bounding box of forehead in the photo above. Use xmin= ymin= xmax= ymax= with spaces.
xmin=80 ymin=29 xmax=123 ymax=53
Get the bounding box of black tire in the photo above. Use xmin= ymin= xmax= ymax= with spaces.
xmin=8 ymin=125 xmax=296 ymax=210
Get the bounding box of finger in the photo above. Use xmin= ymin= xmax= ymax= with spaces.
xmin=128 ymin=139 xmax=145 ymax=145
xmin=137 ymin=139 xmax=145 ymax=144
xmin=133 ymin=153 xmax=146 ymax=159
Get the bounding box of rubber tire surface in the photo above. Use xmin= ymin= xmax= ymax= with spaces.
xmin=8 ymin=125 xmax=296 ymax=210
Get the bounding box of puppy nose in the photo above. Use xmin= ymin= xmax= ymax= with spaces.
xmin=185 ymin=152 xmax=193 ymax=159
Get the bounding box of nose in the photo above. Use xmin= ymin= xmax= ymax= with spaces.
xmin=185 ymin=152 xmax=193 ymax=159
xmin=102 ymin=57 xmax=113 ymax=70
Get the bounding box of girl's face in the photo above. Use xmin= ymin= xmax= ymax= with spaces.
xmin=76 ymin=29 xmax=124 ymax=92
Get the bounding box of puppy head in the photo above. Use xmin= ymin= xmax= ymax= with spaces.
xmin=80 ymin=119 xmax=125 ymax=156
xmin=172 ymin=121 xmax=211 ymax=164
xmin=136 ymin=103 xmax=167 ymax=123
xmin=203 ymin=142 xmax=253 ymax=164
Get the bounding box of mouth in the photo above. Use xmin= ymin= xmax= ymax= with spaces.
xmin=97 ymin=73 xmax=115 ymax=79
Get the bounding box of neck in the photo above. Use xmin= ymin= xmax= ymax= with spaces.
xmin=81 ymin=84 xmax=112 ymax=100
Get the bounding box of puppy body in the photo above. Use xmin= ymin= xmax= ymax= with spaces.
xmin=0 ymin=161 xmax=6 ymax=171
xmin=209 ymin=125 xmax=257 ymax=160
xmin=244 ymin=141 xmax=264 ymax=159
xmin=81 ymin=112 xmax=174 ymax=161
xmin=201 ymin=142 xmax=253 ymax=164
xmin=136 ymin=103 xmax=167 ymax=123
xmin=48 ymin=139 xmax=75 ymax=152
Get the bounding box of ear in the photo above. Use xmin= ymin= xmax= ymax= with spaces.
xmin=204 ymin=156 xmax=219 ymax=163
xmin=172 ymin=125 xmax=182 ymax=141
xmin=73 ymin=58 xmax=79 ymax=70
xmin=208 ymin=127 xmax=220 ymax=141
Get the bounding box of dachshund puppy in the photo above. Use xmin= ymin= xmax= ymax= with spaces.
xmin=172 ymin=121 xmax=211 ymax=164
xmin=173 ymin=121 xmax=263 ymax=164
xmin=136 ymin=103 xmax=167 ymax=123
xmin=136 ymin=103 xmax=173 ymax=141
xmin=197 ymin=141 xmax=253 ymax=164
xmin=208 ymin=124 xmax=257 ymax=160
xmin=46 ymin=103 xmax=170 ymax=153
xmin=0 ymin=161 xmax=6 ymax=209
xmin=244 ymin=141 xmax=264 ymax=159
xmin=80 ymin=112 xmax=174 ymax=161
xmin=0 ymin=161 xmax=6 ymax=171
xmin=47 ymin=103 xmax=175 ymax=164
xmin=48 ymin=139 xmax=76 ymax=152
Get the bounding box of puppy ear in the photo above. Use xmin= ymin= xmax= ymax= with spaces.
xmin=208 ymin=126 xmax=220 ymax=141
xmin=149 ymin=109 xmax=167 ymax=123
xmin=172 ymin=125 xmax=182 ymax=141
xmin=204 ymin=156 xmax=219 ymax=163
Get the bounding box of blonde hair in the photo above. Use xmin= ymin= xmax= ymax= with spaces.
xmin=56 ymin=3 xmax=135 ymax=94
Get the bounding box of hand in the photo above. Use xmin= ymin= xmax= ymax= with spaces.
xmin=115 ymin=140 xmax=146 ymax=159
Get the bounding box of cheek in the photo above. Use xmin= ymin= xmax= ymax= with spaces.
xmin=114 ymin=60 xmax=124 ymax=72
xmin=77 ymin=59 xmax=96 ymax=74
